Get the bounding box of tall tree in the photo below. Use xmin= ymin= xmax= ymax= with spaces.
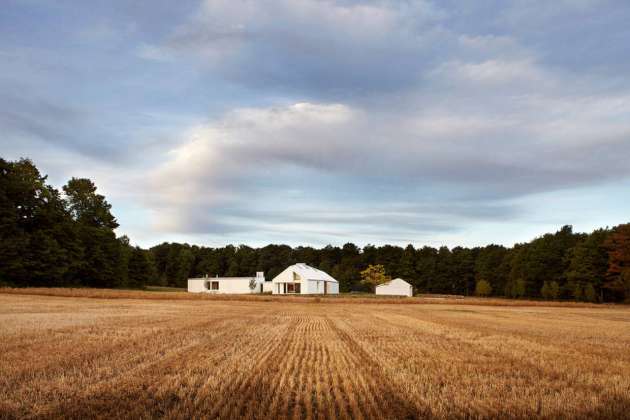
xmin=507 ymin=226 xmax=580 ymax=298
xmin=127 ymin=246 xmax=156 ymax=288
xmin=333 ymin=243 xmax=361 ymax=292
xmin=565 ymin=228 xmax=610 ymax=301
xmin=63 ymin=178 xmax=118 ymax=229
xmin=62 ymin=177 xmax=122 ymax=287
xmin=414 ymin=246 xmax=438 ymax=293
xmin=399 ymin=245 xmax=418 ymax=281
xmin=475 ymin=245 xmax=509 ymax=295
xmin=604 ymin=224 xmax=630 ymax=301
xmin=0 ymin=158 xmax=81 ymax=286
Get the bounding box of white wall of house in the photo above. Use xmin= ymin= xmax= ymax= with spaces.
xmin=271 ymin=263 xmax=339 ymax=295
xmin=262 ymin=281 xmax=273 ymax=293
xmin=375 ymin=278 xmax=413 ymax=297
xmin=188 ymin=278 xmax=208 ymax=293
xmin=188 ymin=272 xmax=264 ymax=294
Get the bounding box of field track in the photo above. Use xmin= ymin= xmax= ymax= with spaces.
xmin=1 ymin=291 xmax=629 ymax=419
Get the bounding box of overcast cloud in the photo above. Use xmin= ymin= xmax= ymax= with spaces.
xmin=1 ymin=0 xmax=629 ymax=248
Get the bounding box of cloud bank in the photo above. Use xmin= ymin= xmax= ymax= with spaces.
xmin=2 ymin=0 xmax=630 ymax=247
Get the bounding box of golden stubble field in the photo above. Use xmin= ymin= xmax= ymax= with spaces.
xmin=1 ymin=290 xmax=629 ymax=419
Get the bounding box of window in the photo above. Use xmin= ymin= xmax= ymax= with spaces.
xmin=211 ymin=281 xmax=219 ymax=290
xmin=286 ymin=283 xmax=300 ymax=293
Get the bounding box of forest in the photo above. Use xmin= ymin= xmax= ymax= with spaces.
xmin=1 ymin=157 xmax=629 ymax=302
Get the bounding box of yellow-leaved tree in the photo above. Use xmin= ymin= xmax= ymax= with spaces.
xmin=360 ymin=264 xmax=391 ymax=291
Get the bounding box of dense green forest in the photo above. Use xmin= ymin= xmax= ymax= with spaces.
xmin=1 ymin=157 xmax=629 ymax=302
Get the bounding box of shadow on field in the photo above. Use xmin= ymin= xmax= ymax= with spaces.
xmin=30 ymin=377 xmax=422 ymax=420
xmin=25 ymin=384 xmax=630 ymax=419
xmin=578 ymin=393 xmax=630 ymax=420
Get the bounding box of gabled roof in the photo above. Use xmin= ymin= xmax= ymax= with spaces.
xmin=277 ymin=263 xmax=338 ymax=283
xmin=376 ymin=278 xmax=411 ymax=288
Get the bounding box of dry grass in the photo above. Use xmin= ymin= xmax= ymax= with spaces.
xmin=0 ymin=287 xmax=609 ymax=308
xmin=1 ymin=290 xmax=629 ymax=419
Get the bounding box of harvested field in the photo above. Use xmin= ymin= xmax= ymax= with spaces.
xmin=1 ymin=291 xmax=629 ymax=419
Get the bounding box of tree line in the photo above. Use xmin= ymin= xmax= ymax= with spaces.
xmin=1 ymin=157 xmax=629 ymax=302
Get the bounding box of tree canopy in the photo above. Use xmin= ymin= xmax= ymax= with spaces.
xmin=360 ymin=264 xmax=391 ymax=291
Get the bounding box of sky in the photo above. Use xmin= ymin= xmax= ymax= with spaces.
xmin=2 ymin=0 xmax=630 ymax=249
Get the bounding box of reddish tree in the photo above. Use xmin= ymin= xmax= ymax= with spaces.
xmin=604 ymin=224 xmax=630 ymax=300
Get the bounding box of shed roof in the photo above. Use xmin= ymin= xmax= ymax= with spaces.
xmin=275 ymin=263 xmax=338 ymax=283
xmin=188 ymin=276 xmax=259 ymax=281
xmin=376 ymin=278 xmax=411 ymax=288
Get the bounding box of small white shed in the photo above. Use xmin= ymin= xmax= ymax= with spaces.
xmin=272 ymin=263 xmax=339 ymax=295
xmin=375 ymin=278 xmax=413 ymax=297
xmin=188 ymin=272 xmax=265 ymax=294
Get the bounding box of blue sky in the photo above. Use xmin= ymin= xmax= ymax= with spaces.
xmin=2 ymin=0 xmax=629 ymax=248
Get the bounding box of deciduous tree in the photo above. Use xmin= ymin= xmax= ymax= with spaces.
xmin=360 ymin=264 xmax=391 ymax=291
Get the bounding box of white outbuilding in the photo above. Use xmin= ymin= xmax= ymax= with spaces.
xmin=375 ymin=278 xmax=413 ymax=297
xmin=272 ymin=263 xmax=339 ymax=295
xmin=188 ymin=272 xmax=265 ymax=294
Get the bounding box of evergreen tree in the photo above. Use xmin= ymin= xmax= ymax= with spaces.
xmin=399 ymin=245 xmax=418 ymax=281
xmin=0 ymin=158 xmax=81 ymax=286
xmin=414 ymin=246 xmax=438 ymax=293
xmin=475 ymin=245 xmax=509 ymax=296
xmin=127 ymin=247 xmax=155 ymax=288
xmin=63 ymin=178 xmax=122 ymax=288
xmin=565 ymin=228 xmax=610 ymax=302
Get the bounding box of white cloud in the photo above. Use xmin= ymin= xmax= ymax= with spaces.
xmin=435 ymin=59 xmax=548 ymax=86
xmin=145 ymin=80 xmax=630 ymax=241
xmin=6 ymin=0 xmax=630 ymax=247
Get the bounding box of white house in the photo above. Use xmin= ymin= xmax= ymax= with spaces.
xmin=188 ymin=272 xmax=265 ymax=294
xmin=375 ymin=278 xmax=413 ymax=297
xmin=271 ymin=263 xmax=339 ymax=295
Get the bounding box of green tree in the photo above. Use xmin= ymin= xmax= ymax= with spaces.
xmin=541 ymin=281 xmax=560 ymax=300
xmin=333 ymin=243 xmax=361 ymax=292
xmin=414 ymin=246 xmax=438 ymax=293
xmin=451 ymin=247 xmax=475 ymax=295
xmin=63 ymin=178 xmax=118 ymax=229
xmin=432 ymin=246 xmax=453 ymax=293
xmin=508 ymin=226 xmax=580 ymax=298
xmin=475 ymin=279 xmax=492 ymax=296
xmin=475 ymin=245 xmax=509 ymax=296
xmin=62 ymin=177 xmax=123 ymax=288
xmin=583 ymin=283 xmax=597 ymax=302
xmin=515 ymin=278 xmax=526 ymax=298
xmin=565 ymin=228 xmax=610 ymax=302
xmin=0 ymin=158 xmax=81 ymax=286
xmin=541 ymin=282 xmax=550 ymax=299
xmin=399 ymin=244 xmax=418 ymax=281
xmin=127 ymin=246 xmax=155 ymax=288
xmin=360 ymin=264 xmax=391 ymax=291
